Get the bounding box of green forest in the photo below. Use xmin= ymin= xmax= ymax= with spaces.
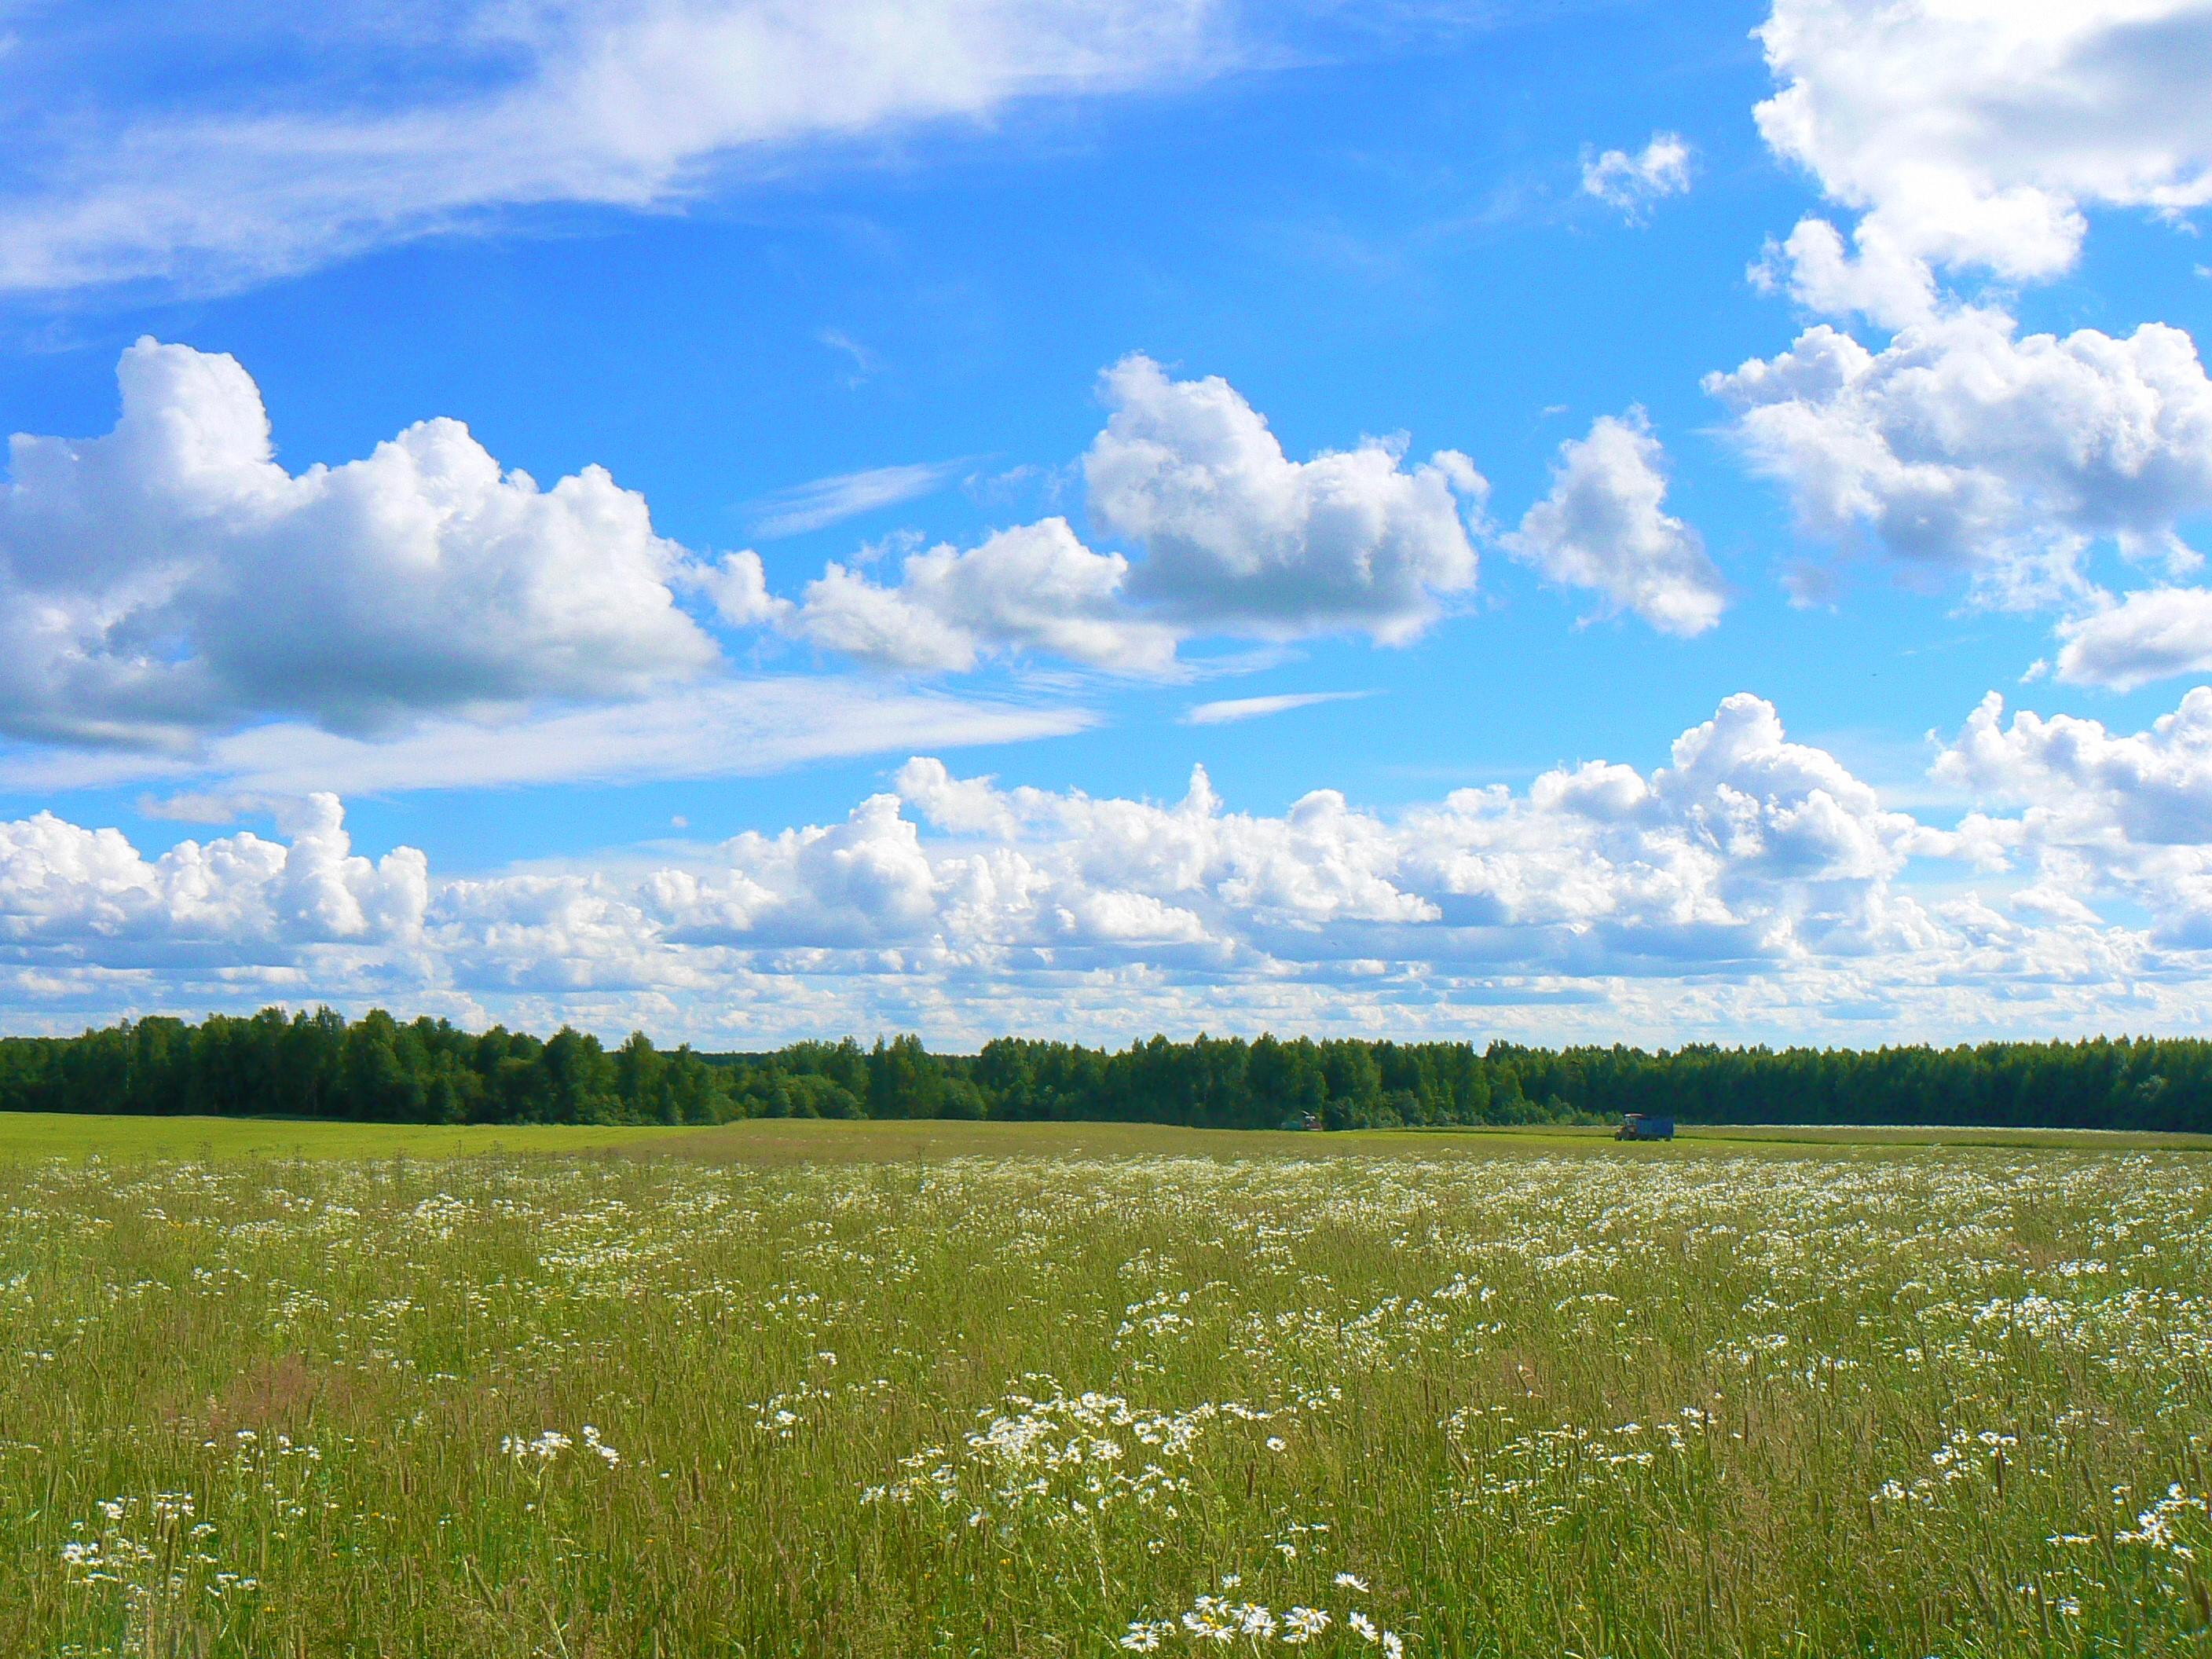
xmin=0 ymin=1008 xmax=2204 ymax=1131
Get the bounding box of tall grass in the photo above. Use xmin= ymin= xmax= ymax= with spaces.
xmin=4 ymin=1139 xmax=2207 ymax=1655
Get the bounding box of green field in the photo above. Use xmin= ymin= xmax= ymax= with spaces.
xmin=5 ymin=1119 xmax=2210 ymax=1655
xmin=2 ymin=1110 xmax=2207 ymax=1163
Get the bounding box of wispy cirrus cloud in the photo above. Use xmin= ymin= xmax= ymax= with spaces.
xmin=1 ymin=678 xmax=1093 ymax=800
xmin=1183 ymin=690 xmax=1374 ymax=725
xmin=0 ymin=0 xmax=1235 ymax=295
xmin=0 ymin=2 xmax=1546 ymax=298
xmin=745 ymin=460 xmax=969 ymax=538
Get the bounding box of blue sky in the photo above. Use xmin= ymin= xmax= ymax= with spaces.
xmin=2 ymin=0 xmax=2212 ymax=1046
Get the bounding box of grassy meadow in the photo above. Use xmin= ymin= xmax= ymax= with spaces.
xmin=4 ymin=1119 xmax=2210 ymax=1655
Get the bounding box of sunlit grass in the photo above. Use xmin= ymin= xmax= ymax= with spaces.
xmin=0 ymin=1113 xmax=690 ymax=1162
xmin=5 ymin=1125 xmax=2210 ymax=1654
xmin=4 ymin=1110 xmax=2204 ymax=1165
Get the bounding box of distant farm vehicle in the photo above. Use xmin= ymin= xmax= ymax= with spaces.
xmin=1617 ymin=1114 xmax=1675 ymax=1141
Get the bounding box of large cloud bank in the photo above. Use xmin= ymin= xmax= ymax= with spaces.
xmin=8 ymin=690 xmax=2210 ymax=1045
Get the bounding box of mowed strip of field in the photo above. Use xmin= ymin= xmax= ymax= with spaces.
xmin=1 ymin=1110 xmax=2206 ymax=1163
xmin=0 ymin=1112 xmax=691 ymax=1161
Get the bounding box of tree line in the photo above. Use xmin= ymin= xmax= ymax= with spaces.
xmin=0 ymin=1008 xmax=2206 ymax=1132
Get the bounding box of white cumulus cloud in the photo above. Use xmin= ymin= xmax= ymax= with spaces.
xmin=1084 ymin=353 xmax=1485 ymax=646
xmin=790 ymin=518 xmax=1180 ymax=673
xmin=1708 ymin=307 xmax=2212 ymax=610
xmin=1580 ymin=132 xmax=1692 ymax=221
xmin=0 ymin=338 xmax=720 ymax=747
xmin=783 ymin=355 xmax=1492 ymax=674
xmin=0 ymin=793 xmax=425 ymax=967
xmin=1932 ymin=688 xmax=2212 ymax=946
xmin=2056 ymin=588 xmax=2212 ymax=690
xmin=1504 ymin=411 xmax=1725 ymax=636
xmin=1754 ymin=0 xmax=2212 ymax=321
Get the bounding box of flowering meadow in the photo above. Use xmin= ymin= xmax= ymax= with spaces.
xmin=3 ymin=1132 xmax=2210 ymax=1655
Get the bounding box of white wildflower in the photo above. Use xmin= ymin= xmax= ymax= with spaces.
xmin=1283 ymin=1606 xmax=1331 ymax=1643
